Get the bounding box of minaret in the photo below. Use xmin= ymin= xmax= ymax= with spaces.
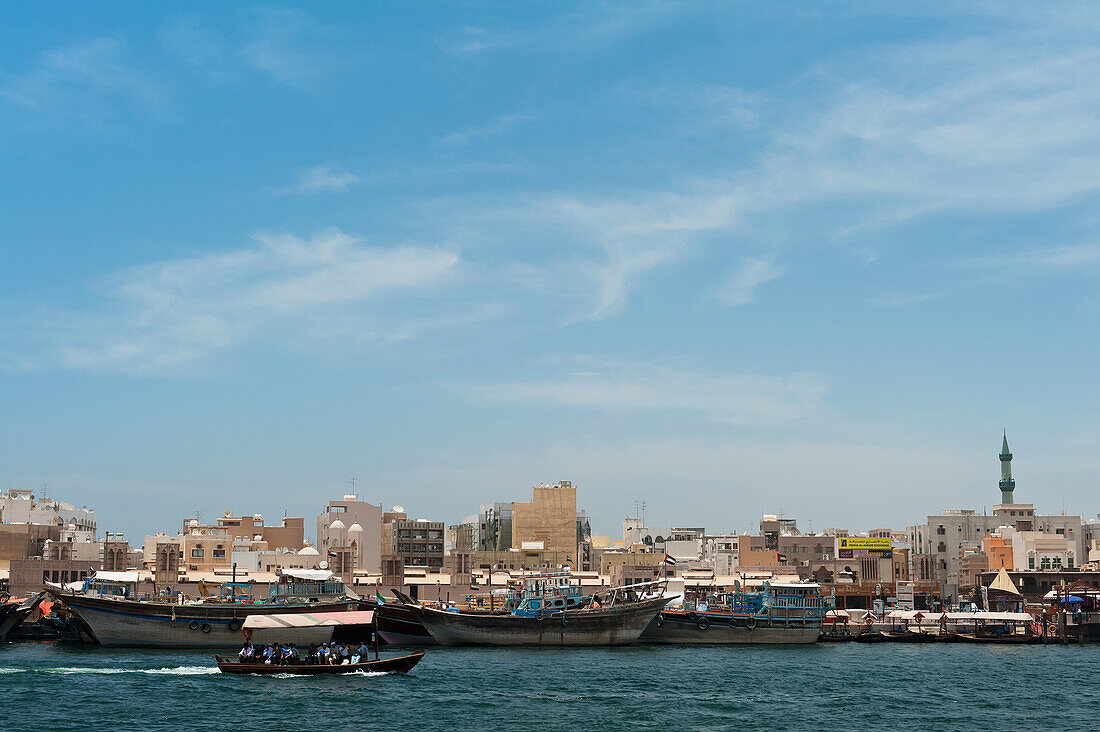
xmin=999 ymin=431 xmax=1015 ymax=504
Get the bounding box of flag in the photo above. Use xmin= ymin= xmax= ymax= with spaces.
xmin=663 ymin=554 xmax=677 ymax=566
xmin=778 ymin=553 xmax=787 ymax=563
xmin=328 ymin=549 xmax=337 ymax=557
xmin=375 ymin=590 xmax=386 ymax=605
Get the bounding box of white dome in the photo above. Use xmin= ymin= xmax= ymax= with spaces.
xmin=348 ymin=522 xmax=363 ymax=535
xmin=298 ymin=545 xmax=320 ymax=556
xmin=329 ymin=518 xmax=346 ymax=531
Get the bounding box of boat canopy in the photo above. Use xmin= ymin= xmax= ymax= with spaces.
xmin=91 ymin=571 xmax=141 ymax=583
xmin=278 ymin=569 xmax=334 ymax=582
xmin=242 ymin=610 xmax=373 ymax=630
xmin=886 ymin=610 xmax=1033 ymax=622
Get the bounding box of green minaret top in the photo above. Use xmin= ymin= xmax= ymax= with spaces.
xmin=999 ymin=430 xmax=1015 ymax=503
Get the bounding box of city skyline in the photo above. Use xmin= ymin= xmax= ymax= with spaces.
xmin=2 ymin=3 xmax=1099 ymax=540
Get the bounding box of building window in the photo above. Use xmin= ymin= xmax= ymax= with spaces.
xmin=937 ymin=526 xmax=945 ymax=535
xmin=1068 ymin=556 xmax=1075 ymax=569
xmin=213 ymin=549 xmax=226 ymax=559
xmin=191 ymin=547 xmax=204 ymax=558
xmin=1052 ymin=557 xmax=1063 ymax=569
xmin=1040 ymin=557 xmax=1051 ymax=570
xmin=1029 ymin=557 xmax=1035 ymax=569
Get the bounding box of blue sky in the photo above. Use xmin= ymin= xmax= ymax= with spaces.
xmin=2 ymin=2 xmax=1099 ymax=541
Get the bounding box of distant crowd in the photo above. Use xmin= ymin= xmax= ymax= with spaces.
xmin=237 ymin=641 xmax=371 ymax=665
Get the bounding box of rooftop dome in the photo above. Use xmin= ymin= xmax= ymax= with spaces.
xmin=329 ymin=518 xmax=346 ymax=532
xmin=348 ymin=521 xmax=363 ymax=535
xmin=298 ymin=545 xmax=320 ymax=556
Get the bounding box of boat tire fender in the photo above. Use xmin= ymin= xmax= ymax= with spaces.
xmin=745 ymin=616 xmax=757 ymax=631
xmin=227 ymin=618 xmax=243 ymax=631
xmin=656 ymin=613 xmax=664 ymax=628
xmin=201 ymin=623 xmax=212 ymax=634
xmin=188 ymin=620 xmax=199 ymax=631
xmin=696 ymin=616 xmax=709 ymax=631
xmin=1047 ymin=623 xmax=1057 ymax=635
xmin=535 ymin=610 xmax=545 ymax=621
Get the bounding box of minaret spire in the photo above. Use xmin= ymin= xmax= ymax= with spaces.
xmin=998 ymin=430 xmax=1015 ymax=504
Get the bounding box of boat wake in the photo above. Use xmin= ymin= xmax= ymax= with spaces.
xmin=2 ymin=666 xmax=220 ymax=676
xmin=265 ymin=670 xmax=390 ymax=679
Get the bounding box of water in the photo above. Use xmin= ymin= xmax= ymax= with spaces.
xmin=2 ymin=642 xmax=1097 ymax=730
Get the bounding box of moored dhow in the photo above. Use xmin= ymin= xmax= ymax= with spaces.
xmin=641 ymin=581 xmax=828 ymax=644
xmin=396 ymin=574 xmax=671 ymax=646
xmin=48 ymin=569 xmax=357 ymax=648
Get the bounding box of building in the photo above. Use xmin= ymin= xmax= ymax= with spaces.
xmin=317 ymin=496 xmax=383 ymax=574
xmin=910 ymin=434 xmax=1084 ymax=602
xmin=511 ymin=481 xmax=580 ymax=555
xmin=389 ymin=519 xmax=445 ymax=569
xmin=213 ymin=512 xmax=305 ymax=551
xmin=0 ymin=489 xmax=97 ymax=533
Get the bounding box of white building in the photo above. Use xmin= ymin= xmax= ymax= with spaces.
xmin=1 ymin=488 xmax=97 ymax=533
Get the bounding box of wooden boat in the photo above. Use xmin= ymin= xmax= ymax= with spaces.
xmin=396 ymin=580 xmax=671 ymax=646
xmin=947 ymin=632 xmax=1042 ymax=645
xmin=374 ymin=602 xmax=438 ymax=646
xmin=48 ymin=570 xmax=358 ymax=648
xmin=641 ymin=583 xmax=826 ymax=645
xmin=0 ymin=592 xmax=47 ymax=641
xmin=215 ymin=650 xmax=425 ymax=675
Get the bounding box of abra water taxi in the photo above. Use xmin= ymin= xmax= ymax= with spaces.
xmin=215 ymin=649 xmax=425 ymax=675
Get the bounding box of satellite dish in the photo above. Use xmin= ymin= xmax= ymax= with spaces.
xmin=392 ymin=505 xmax=405 ymax=513
xmin=319 ymin=560 xmax=329 ymax=570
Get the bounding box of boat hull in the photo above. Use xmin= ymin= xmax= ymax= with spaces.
xmin=50 ymin=592 xmax=357 ymax=648
xmin=215 ymin=650 xmax=425 ymax=675
xmin=411 ymin=597 xmax=670 ymax=646
xmin=375 ymin=604 xmax=437 ymax=646
xmin=641 ymin=611 xmax=821 ymax=645
xmin=0 ymin=592 xmax=47 ymax=641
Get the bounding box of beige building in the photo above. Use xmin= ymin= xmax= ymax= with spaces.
xmin=318 ymin=496 xmax=383 ymax=574
xmin=512 ymin=481 xmax=578 ymax=555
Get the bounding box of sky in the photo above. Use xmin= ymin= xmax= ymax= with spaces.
xmin=2 ymin=2 xmax=1099 ymax=542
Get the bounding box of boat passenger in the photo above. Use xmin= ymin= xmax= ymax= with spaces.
xmin=307 ymin=645 xmax=318 ymax=664
xmin=238 ymin=643 xmax=254 ymax=662
xmin=261 ymin=644 xmax=275 ymax=665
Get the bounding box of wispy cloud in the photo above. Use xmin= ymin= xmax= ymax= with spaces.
xmin=872 ymin=291 xmax=945 ymax=307
xmin=41 ymin=229 xmax=459 ymax=374
xmin=0 ymin=38 xmax=164 ymax=117
xmin=720 ymin=258 xmax=783 ymax=306
xmin=442 ymin=2 xmax=686 ymax=55
xmin=465 ymin=359 xmax=828 ymax=426
xmin=438 ymin=114 xmax=526 ymax=146
xmin=159 ymin=9 xmax=340 ymax=88
xmin=961 ymin=243 xmax=1100 ymax=271
xmin=291 ymin=164 xmax=360 ymax=194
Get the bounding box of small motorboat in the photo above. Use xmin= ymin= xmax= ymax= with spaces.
xmin=214 ymin=650 xmax=425 ymax=675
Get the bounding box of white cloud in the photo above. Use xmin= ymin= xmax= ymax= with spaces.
xmin=442 ymin=2 xmax=683 ymax=55
xmin=720 ymin=258 xmax=783 ymax=306
xmin=466 ymin=360 xmax=828 ymax=426
xmin=292 ymin=164 xmax=360 ymax=194
xmin=0 ymin=38 xmax=164 ymax=115
xmin=438 ymin=114 xmax=526 ymax=146
xmin=961 ymin=243 xmax=1100 ymax=270
xmin=50 ymin=229 xmax=459 ymax=374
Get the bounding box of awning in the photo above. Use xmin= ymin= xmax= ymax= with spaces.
xmin=91 ymin=571 xmax=141 ymax=583
xmin=278 ymin=569 xmax=334 ymax=582
xmin=242 ymin=611 xmax=374 ymax=630
xmin=988 ymin=567 xmax=1021 ymax=596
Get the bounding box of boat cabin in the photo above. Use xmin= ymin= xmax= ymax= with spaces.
xmin=270 ymin=569 xmax=347 ymax=604
xmin=510 ymin=573 xmax=587 ymax=617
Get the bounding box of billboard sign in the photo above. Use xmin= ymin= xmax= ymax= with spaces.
xmin=837 ymin=536 xmax=893 ymax=559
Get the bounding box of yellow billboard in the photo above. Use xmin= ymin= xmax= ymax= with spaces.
xmin=837 ymin=536 xmax=892 ymax=558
